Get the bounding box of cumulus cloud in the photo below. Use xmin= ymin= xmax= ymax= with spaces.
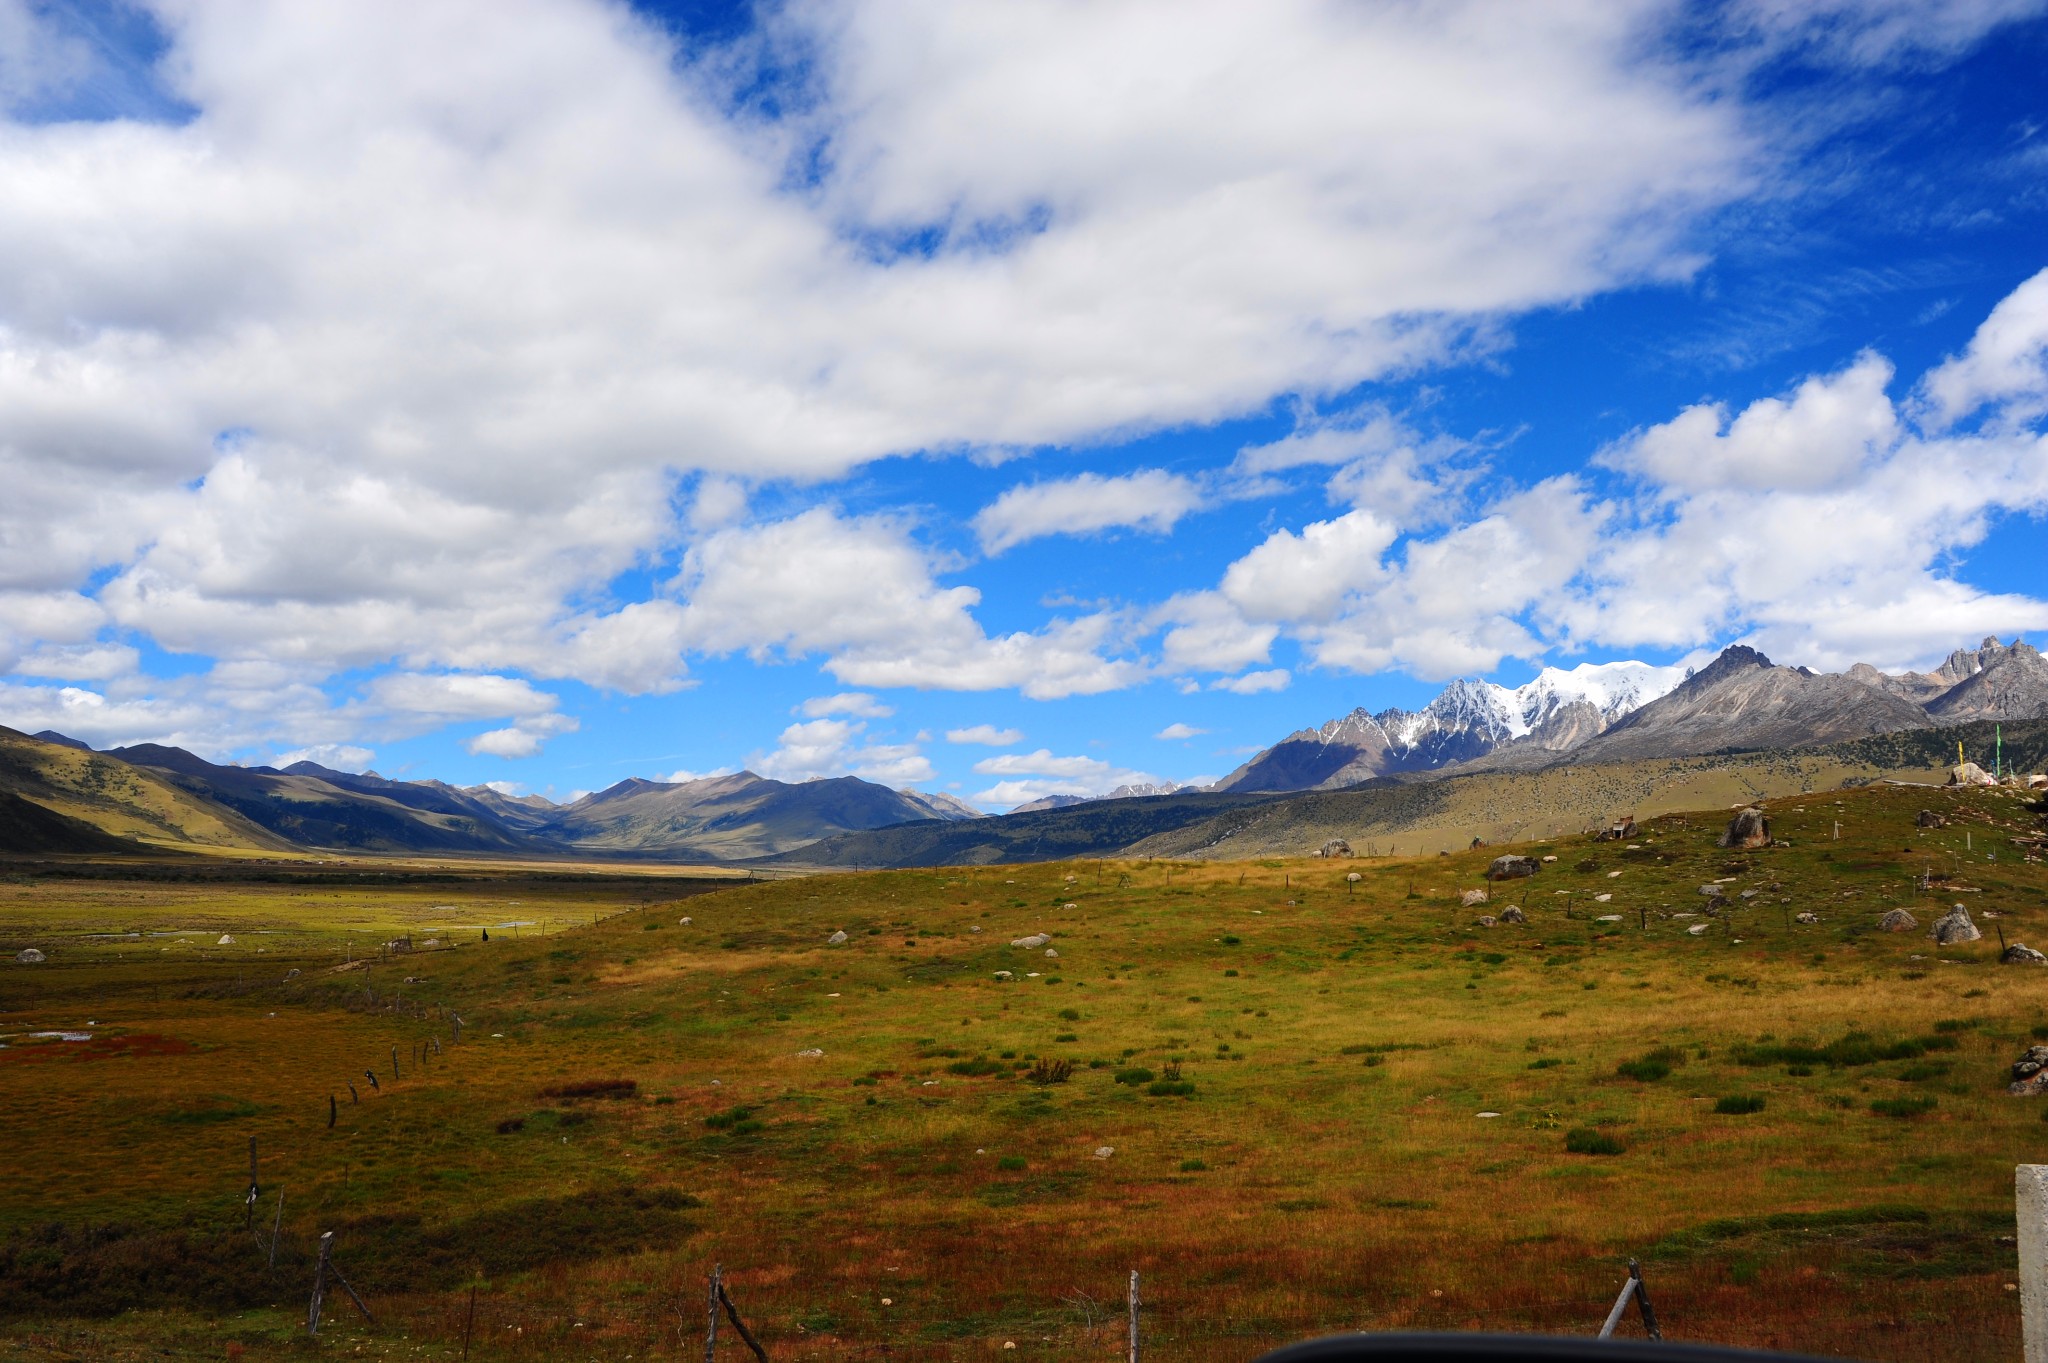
xmin=465 ymin=712 xmax=579 ymax=760
xmin=967 ymin=747 xmax=1161 ymax=809
xmin=1155 ymin=722 xmax=1206 ymax=740
xmin=1920 ymin=266 xmax=2048 ymax=429
xmin=273 ymin=743 xmax=375 ymax=772
xmin=946 ymin=723 xmax=1023 ymax=745
xmin=800 ymin=692 xmax=894 ymax=719
xmin=677 ymin=509 xmax=1143 ymax=699
xmin=753 ymin=717 xmax=935 ymax=785
xmin=973 ymin=470 xmax=1205 ymax=554
xmin=1210 ymin=669 xmax=1290 ymax=695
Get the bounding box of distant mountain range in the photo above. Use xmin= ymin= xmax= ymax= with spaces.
xmin=1213 ymin=636 xmax=2048 ymax=792
xmin=4 ymin=635 xmax=2042 ymax=863
xmin=0 ymin=727 xmax=980 ymax=860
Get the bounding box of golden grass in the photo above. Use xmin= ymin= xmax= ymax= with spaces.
xmin=1 ymin=781 xmax=2045 ymax=1360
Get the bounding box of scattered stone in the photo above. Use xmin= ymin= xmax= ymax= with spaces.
xmin=679 ymin=916 xmax=692 ymax=925
xmin=1739 ymin=889 xmax=1759 ymax=900
xmin=1687 ymin=923 xmax=1710 ymax=935
xmin=2012 ymin=1045 xmax=2048 ymax=1095
xmin=1498 ymin=905 xmax=1527 ymax=924
xmin=1318 ymin=839 xmax=1354 ymax=858
xmin=1593 ymin=893 xmax=1612 ymax=903
xmin=1011 ymin=932 xmax=1052 ymax=949
xmin=1878 ymin=908 xmax=1918 ymax=932
xmin=1597 ymin=914 xmax=1624 ymax=923
xmin=1950 ymin=761 xmax=1998 ymax=787
xmin=1698 ymin=884 xmax=1726 ymax=898
xmin=1541 ymin=855 xmax=1558 ymax=863
xmin=1915 ymin=810 xmax=1946 ymax=829
xmin=1346 ymin=872 xmax=1362 ymax=884
xmin=284 ymin=967 xmax=301 ymax=979
xmin=217 ymin=934 xmax=234 ymax=945
xmin=796 ymin=1048 xmax=824 ymax=1058
xmin=970 ymin=926 xmax=983 ymax=933
xmin=2002 ymin=944 xmax=2048 ymax=965
xmin=993 ymin=970 xmax=1013 ymax=979
xmin=1044 ymin=948 xmax=1059 ymax=959
xmin=1461 ymin=888 xmax=1490 ymax=908
xmin=1093 ymin=1146 xmax=1115 ymax=1159
xmin=1476 ymin=915 xmax=1498 ymax=928
xmin=1718 ymin=806 xmax=1772 ymax=849
xmin=1487 ymin=855 xmax=1539 ymax=881
xmin=15 ymin=948 xmax=46 ymax=964
xmin=1794 ymin=912 xmax=1820 ymax=925
xmin=828 ymin=930 xmax=849 ymax=945
xmin=1062 ymin=902 xmax=1079 ymax=911
xmin=1476 ymin=1111 xmax=1502 ymax=1118
xmin=1930 ymin=904 xmax=1982 ymax=946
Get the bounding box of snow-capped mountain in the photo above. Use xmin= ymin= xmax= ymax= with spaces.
xmin=1213 ymin=661 xmax=1687 ymax=793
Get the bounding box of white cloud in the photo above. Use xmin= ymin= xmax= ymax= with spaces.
xmin=973 ymin=470 xmax=1204 ymax=554
xmin=657 ymin=767 xmax=736 ymax=784
xmin=966 ymin=747 xmax=1162 ymax=808
xmin=799 ymin=692 xmax=894 ymax=719
xmin=946 ymin=723 xmax=1023 ymax=745
xmin=972 ymin=748 xmax=1113 ymax=779
xmin=1728 ymin=0 xmax=2048 ymax=67
xmin=9 ymin=642 xmax=139 ymax=682
xmin=1210 ymin=669 xmax=1290 ymax=695
xmin=1156 ymin=591 xmax=1278 ymax=674
xmin=273 ymin=743 xmax=375 ymax=772
xmin=1222 ymin=511 xmax=1399 ymax=623
xmin=677 ymin=509 xmax=1143 ymax=698
xmin=1155 ymin=722 xmax=1206 ymax=740
xmin=753 ymin=717 xmax=935 ymax=785
xmin=0 ymin=0 xmax=1764 ymax=719
xmin=1920 ymin=266 xmax=2048 ymax=429
xmin=1605 ymin=353 xmax=1898 ymax=492
xmin=465 ymin=712 xmax=579 ymax=760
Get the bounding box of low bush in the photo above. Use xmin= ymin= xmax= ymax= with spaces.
xmin=1565 ymin=1128 xmax=1625 ymax=1155
xmin=1714 ymin=1095 xmax=1766 ymax=1115
xmin=539 ymin=1078 xmax=637 ymax=1100
xmin=1870 ymin=1096 xmax=1937 ymax=1119
xmin=946 ymin=1055 xmax=1006 ymax=1077
xmin=1113 ymin=1067 xmax=1155 ymax=1086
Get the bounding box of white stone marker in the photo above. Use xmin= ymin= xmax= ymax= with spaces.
xmin=2020 ymin=1165 xmax=2048 ymax=1363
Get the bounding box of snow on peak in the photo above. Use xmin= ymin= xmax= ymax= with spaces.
xmin=1513 ymin=660 xmax=1686 ymax=730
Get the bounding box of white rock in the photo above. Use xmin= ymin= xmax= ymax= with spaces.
xmin=1063 ymin=902 xmax=1079 ymax=910
xmin=1011 ymin=933 xmax=1052 ymax=949
xmin=1093 ymin=1146 xmax=1115 ymax=1159
xmin=1541 ymin=855 xmax=1558 ymax=862
xmin=1687 ymin=924 xmax=1710 ymax=935
xmin=1594 ymin=893 xmax=1612 ymax=903
xmin=970 ymin=926 xmax=983 ymax=933
xmin=993 ymin=971 xmax=1013 ymax=978
xmin=217 ymin=935 xmax=234 ymax=945
xmin=1607 ymin=871 xmax=1622 ymax=879
xmin=15 ymin=948 xmax=46 ymax=964
xmin=828 ymin=930 xmax=849 ymax=944
xmin=796 ymin=1048 xmax=824 ymax=1058
xmin=1044 ymin=948 xmax=1059 ymax=959
xmin=1596 ymin=914 xmax=1623 ymax=922
xmin=1476 ymin=1111 xmax=1502 ymax=1118
xmin=679 ymin=916 xmax=692 ymax=925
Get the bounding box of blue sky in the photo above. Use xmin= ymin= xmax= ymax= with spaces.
xmin=1 ymin=0 xmax=2046 ymax=808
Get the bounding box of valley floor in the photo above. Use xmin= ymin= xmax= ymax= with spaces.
xmin=3 ymin=782 xmax=2047 ymax=1360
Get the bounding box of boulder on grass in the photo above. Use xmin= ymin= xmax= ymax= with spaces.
xmin=15 ymin=948 xmax=45 ymax=964
xmin=1475 ymin=915 xmax=1498 ymax=928
xmin=1930 ymin=904 xmax=1982 ymax=946
xmin=1877 ymin=909 xmax=1918 ymax=933
xmin=2002 ymin=943 xmax=2048 ymax=965
xmin=1487 ymin=855 xmax=1538 ymax=881
xmin=1498 ymin=905 xmax=1527 ymax=925
xmin=1461 ymin=888 xmax=1490 ymax=908
xmin=1949 ymin=761 xmax=1997 ymax=787
xmin=1317 ymin=839 xmax=1354 ymax=858
xmin=827 ymin=930 xmax=849 ymax=945
xmin=1915 ymin=810 xmax=1946 ymax=829
xmin=2013 ymin=1045 xmax=2048 ymax=1095
xmin=1717 ymin=807 xmax=1771 ymax=849
xmin=1010 ymin=932 xmax=1052 ymax=949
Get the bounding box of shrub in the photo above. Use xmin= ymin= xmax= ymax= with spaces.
xmin=946 ymin=1056 xmax=1006 ymax=1077
xmin=704 ymin=1105 xmax=761 ymax=1132
xmin=495 ymin=1117 xmax=526 ymax=1134
xmin=1179 ymin=1159 xmax=1207 ymax=1172
xmin=1113 ymin=1067 xmax=1156 ymax=1086
xmin=1565 ymin=1128 xmax=1625 ymax=1155
xmin=996 ymin=1156 xmax=1027 ymax=1171
xmin=1363 ymin=1055 xmax=1385 ymax=1067
xmin=1221 ymin=935 xmax=1241 ymax=945
xmin=1616 ymin=1048 xmax=1685 ymax=1082
xmin=1058 ymin=1008 xmax=1081 ymax=1021
xmin=1055 ymin=1032 xmax=1078 ymax=1042
xmin=1148 ymin=1081 xmax=1197 ymax=1097
xmin=1870 ymin=1096 xmax=1937 ymax=1119
xmin=1733 ymin=1032 xmax=1955 ymax=1069
xmin=1025 ymin=1058 xmax=1073 ymax=1085
xmin=1714 ymin=1095 xmax=1766 ymax=1115
xmin=1528 ymin=1058 xmax=1562 ymax=1070
xmin=539 ymin=1078 xmax=637 ymax=1100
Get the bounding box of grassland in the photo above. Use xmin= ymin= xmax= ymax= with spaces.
xmin=3 ymin=781 xmax=2047 ymax=1361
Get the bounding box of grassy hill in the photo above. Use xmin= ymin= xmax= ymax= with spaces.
xmin=0 ymin=726 xmax=288 ymax=853
xmin=1 ymin=779 xmax=2044 ymax=1359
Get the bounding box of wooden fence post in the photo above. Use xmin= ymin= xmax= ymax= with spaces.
xmin=1128 ymin=1269 xmax=1140 ymax=1363
xmin=462 ymin=1283 xmax=479 ymax=1360
xmin=2019 ymin=1165 xmax=2048 ymax=1363
xmin=717 ymin=1278 xmax=770 ymax=1362
xmin=307 ymin=1231 xmax=334 ymax=1334
xmin=269 ymin=1189 xmax=285 ymax=1269
xmin=245 ymin=1135 xmax=259 ymax=1228
xmin=705 ymin=1264 xmax=721 ymax=1362
xmin=1596 ymin=1259 xmax=1660 ymax=1340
